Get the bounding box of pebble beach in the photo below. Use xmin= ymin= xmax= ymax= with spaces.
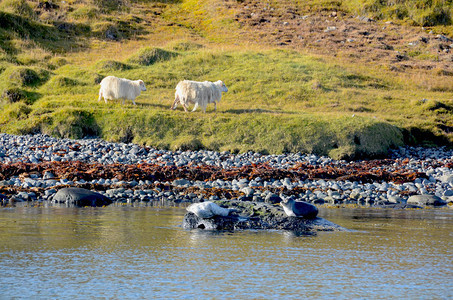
xmin=0 ymin=133 xmax=452 ymax=208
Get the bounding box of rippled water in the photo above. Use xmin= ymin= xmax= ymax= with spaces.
xmin=0 ymin=204 xmax=452 ymax=299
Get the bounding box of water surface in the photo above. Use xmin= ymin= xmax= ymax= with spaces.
xmin=0 ymin=205 xmax=452 ymax=299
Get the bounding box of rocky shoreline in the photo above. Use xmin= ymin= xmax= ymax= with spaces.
xmin=0 ymin=133 xmax=452 ymax=209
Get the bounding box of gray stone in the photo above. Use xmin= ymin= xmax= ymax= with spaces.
xmin=440 ymin=175 xmax=453 ymax=184
xmin=387 ymin=195 xmax=403 ymax=204
xmin=173 ymin=179 xmax=190 ymax=186
xmin=407 ymin=195 xmax=447 ymax=206
xmin=444 ymin=190 xmax=453 ymax=197
xmin=52 ymin=187 xmax=112 ymax=207
xmin=17 ymin=192 xmax=30 ymax=200
xmin=264 ymin=193 xmax=281 ymax=204
xmin=45 ymin=189 xmax=57 ymax=196
xmin=241 ymin=187 xmax=254 ymax=197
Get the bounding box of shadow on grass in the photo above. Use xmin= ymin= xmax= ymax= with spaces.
xmin=223 ymin=108 xmax=296 ymax=114
xmin=0 ymin=12 xmax=88 ymax=54
xmin=139 ymin=103 xmax=170 ymax=110
xmin=403 ymin=127 xmax=452 ymax=146
xmin=225 ymin=108 xmax=271 ymax=114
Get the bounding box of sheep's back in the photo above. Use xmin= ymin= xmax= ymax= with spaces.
xmin=118 ymin=78 xmax=140 ymax=100
xmin=100 ymin=76 xmax=121 ymax=100
xmin=176 ymin=81 xmax=205 ymax=103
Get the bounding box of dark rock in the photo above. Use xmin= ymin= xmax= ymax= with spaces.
xmin=238 ymin=195 xmax=253 ymax=201
xmin=377 ymin=43 xmax=394 ymax=50
xmin=395 ymin=53 xmax=408 ymax=61
xmin=182 ymin=200 xmax=346 ymax=232
xmin=37 ymin=1 xmax=59 ymax=10
xmin=0 ymin=193 xmax=7 ymax=206
xmin=437 ymin=34 xmax=453 ymax=43
xmin=264 ymin=193 xmax=281 ymax=204
xmin=51 ymin=187 xmax=112 ymax=207
xmin=312 ymin=198 xmax=325 ymax=205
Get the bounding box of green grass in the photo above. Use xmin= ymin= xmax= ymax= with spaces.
xmin=0 ymin=0 xmax=452 ymax=159
xmin=300 ymin=0 xmax=452 ymax=27
xmin=348 ymin=0 xmax=452 ymax=26
xmin=1 ymin=46 xmax=451 ymax=158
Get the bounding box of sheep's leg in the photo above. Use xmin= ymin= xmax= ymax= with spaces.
xmin=171 ymin=96 xmax=179 ymax=110
xmin=192 ymin=103 xmax=199 ymax=112
xmin=132 ymin=99 xmax=137 ymax=106
xmin=183 ymin=103 xmax=189 ymax=112
xmin=122 ymin=98 xmax=125 ymax=105
xmin=98 ymin=91 xmax=107 ymax=103
xmin=214 ymin=102 xmax=217 ymax=111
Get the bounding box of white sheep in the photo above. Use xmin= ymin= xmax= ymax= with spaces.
xmin=98 ymin=76 xmax=147 ymax=105
xmin=171 ymin=80 xmax=228 ymax=113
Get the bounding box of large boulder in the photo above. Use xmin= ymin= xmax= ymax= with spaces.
xmin=407 ymin=195 xmax=447 ymax=207
xmin=51 ymin=187 xmax=112 ymax=207
xmin=182 ymin=200 xmax=346 ymax=232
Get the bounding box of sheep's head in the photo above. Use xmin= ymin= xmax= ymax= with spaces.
xmin=216 ymin=80 xmax=228 ymax=93
xmin=138 ymin=80 xmax=147 ymax=91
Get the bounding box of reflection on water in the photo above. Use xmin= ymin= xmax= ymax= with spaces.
xmin=0 ymin=206 xmax=452 ymax=299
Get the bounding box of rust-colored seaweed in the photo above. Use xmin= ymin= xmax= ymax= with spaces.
xmin=0 ymin=159 xmax=427 ymax=184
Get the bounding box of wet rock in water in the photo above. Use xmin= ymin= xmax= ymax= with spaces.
xmin=407 ymin=195 xmax=447 ymax=207
xmin=0 ymin=193 xmax=8 ymax=206
xmin=182 ymin=200 xmax=345 ymax=232
xmin=51 ymin=187 xmax=112 ymax=207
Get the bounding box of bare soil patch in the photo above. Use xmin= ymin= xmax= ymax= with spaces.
xmin=230 ymin=0 xmax=453 ymax=73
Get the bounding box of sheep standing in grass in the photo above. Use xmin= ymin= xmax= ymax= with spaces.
xmin=171 ymin=80 xmax=228 ymax=113
xmin=98 ymin=76 xmax=146 ymax=105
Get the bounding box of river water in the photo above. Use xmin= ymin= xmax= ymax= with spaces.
xmin=0 ymin=204 xmax=451 ymax=299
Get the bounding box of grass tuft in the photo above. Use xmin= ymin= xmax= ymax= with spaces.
xmin=6 ymin=67 xmax=49 ymax=87
xmin=95 ymin=60 xmax=133 ymax=71
xmin=1 ymin=87 xmax=26 ymax=103
xmin=167 ymin=40 xmax=205 ymax=51
xmin=41 ymin=108 xmax=100 ymax=139
xmin=0 ymin=0 xmax=35 ymax=20
xmin=127 ymin=47 xmax=178 ymax=66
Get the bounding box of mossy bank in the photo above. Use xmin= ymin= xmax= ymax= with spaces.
xmin=0 ymin=0 xmax=452 ymax=159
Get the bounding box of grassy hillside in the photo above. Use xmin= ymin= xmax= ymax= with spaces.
xmin=0 ymin=0 xmax=452 ymax=159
